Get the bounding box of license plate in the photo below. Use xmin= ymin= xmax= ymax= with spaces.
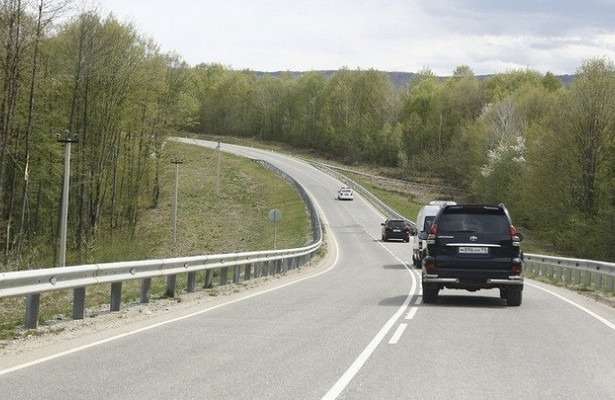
xmin=393 ymin=229 xmax=401 ymax=232
xmin=458 ymin=247 xmax=489 ymax=255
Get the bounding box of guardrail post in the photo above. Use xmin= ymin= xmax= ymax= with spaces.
xmin=73 ymin=287 xmax=86 ymax=320
xmin=110 ymin=282 xmax=122 ymax=312
xmin=220 ymin=267 xmax=228 ymax=285
xmin=141 ymin=278 xmax=152 ymax=303
xmin=166 ymin=275 xmax=177 ymax=297
xmin=258 ymin=261 xmax=264 ymax=277
xmin=573 ymin=269 xmax=580 ymax=286
xmin=25 ymin=294 xmax=41 ymax=329
xmin=595 ymin=272 xmax=602 ymax=291
xmin=204 ymin=270 xmax=213 ymax=288
xmin=583 ymin=270 xmax=591 ymax=289
xmin=245 ymin=263 xmax=252 ymax=280
xmin=187 ymin=271 xmax=197 ymax=293
xmin=263 ymin=261 xmax=269 ymax=276
xmin=607 ymin=275 xmax=615 ymax=293
xmin=233 ymin=265 xmax=241 ymax=283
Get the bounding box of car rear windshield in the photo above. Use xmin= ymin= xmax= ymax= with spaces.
xmin=387 ymin=220 xmax=406 ymax=228
xmin=438 ymin=208 xmax=509 ymax=234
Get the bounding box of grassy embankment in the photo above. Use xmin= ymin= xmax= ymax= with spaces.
xmin=0 ymin=142 xmax=311 ymax=340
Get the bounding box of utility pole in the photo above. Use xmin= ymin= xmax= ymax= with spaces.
xmin=55 ymin=131 xmax=85 ymax=322
xmin=170 ymin=159 xmax=184 ymax=253
xmin=57 ymin=130 xmax=78 ymax=268
xmin=216 ymin=141 xmax=221 ymax=196
xmin=166 ymin=159 xmax=184 ymax=298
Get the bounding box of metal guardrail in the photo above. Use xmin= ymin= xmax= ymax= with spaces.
xmin=307 ymin=160 xmax=416 ymax=228
xmin=524 ymin=253 xmax=615 ymax=293
xmin=0 ymin=159 xmax=323 ymax=329
xmin=310 ymin=159 xmax=615 ymax=294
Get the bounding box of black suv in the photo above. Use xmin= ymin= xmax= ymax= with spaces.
xmin=381 ymin=219 xmax=412 ymax=242
xmin=422 ymin=204 xmax=524 ymax=306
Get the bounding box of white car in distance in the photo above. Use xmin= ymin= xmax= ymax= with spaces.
xmin=337 ymin=187 xmax=354 ymax=201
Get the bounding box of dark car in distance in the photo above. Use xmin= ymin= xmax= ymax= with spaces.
xmin=421 ymin=204 xmax=524 ymax=306
xmin=381 ymin=219 xmax=412 ymax=242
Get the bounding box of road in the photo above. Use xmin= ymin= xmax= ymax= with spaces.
xmin=1 ymin=139 xmax=615 ymax=399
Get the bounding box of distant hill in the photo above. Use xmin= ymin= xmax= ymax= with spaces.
xmin=253 ymin=70 xmax=575 ymax=88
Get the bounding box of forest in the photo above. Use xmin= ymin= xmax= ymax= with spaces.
xmin=1 ymin=1 xmax=614 ymax=270
xmin=0 ymin=1 xmax=196 ymax=270
xmin=193 ymin=63 xmax=615 ymax=261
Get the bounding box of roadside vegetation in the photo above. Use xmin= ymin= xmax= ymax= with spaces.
xmin=1 ymin=1 xmax=614 ymax=271
xmin=190 ymin=63 xmax=615 ymax=262
xmin=346 ymin=172 xmax=422 ymax=221
xmin=0 ymin=141 xmax=311 ymax=339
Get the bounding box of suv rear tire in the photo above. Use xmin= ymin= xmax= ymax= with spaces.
xmin=505 ymin=287 xmax=522 ymax=306
xmin=422 ymin=283 xmax=439 ymax=303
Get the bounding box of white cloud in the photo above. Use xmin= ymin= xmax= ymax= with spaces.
xmin=94 ymin=0 xmax=615 ymax=74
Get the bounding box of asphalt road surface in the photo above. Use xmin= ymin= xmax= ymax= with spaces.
xmin=1 ymin=139 xmax=614 ymax=400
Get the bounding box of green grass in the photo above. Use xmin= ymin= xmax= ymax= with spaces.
xmin=346 ymin=172 xmax=423 ymax=220
xmin=0 ymin=142 xmax=311 ymax=340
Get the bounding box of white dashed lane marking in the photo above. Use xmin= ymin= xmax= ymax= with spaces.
xmin=388 ymin=323 xmax=408 ymax=345
xmin=405 ymin=307 xmax=418 ymax=320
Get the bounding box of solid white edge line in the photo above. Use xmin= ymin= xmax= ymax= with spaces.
xmin=388 ymin=323 xmax=408 ymax=345
xmin=405 ymin=307 xmax=418 ymax=320
xmin=526 ymin=282 xmax=615 ymax=331
xmin=0 ymin=151 xmax=341 ymax=378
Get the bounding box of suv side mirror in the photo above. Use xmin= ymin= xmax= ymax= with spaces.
xmin=418 ymin=232 xmax=428 ymax=240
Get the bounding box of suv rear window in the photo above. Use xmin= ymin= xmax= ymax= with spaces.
xmin=438 ymin=208 xmax=509 ymax=234
xmin=387 ymin=220 xmax=406 ymax=228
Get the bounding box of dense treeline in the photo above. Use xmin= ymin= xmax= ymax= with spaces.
xmin=1 ymin=1 xmax=613 ymax=266
xmin=193 ymin=62 xmax=615 ymax=261
xmin=0 ymin=1 xmax=194 ymax=269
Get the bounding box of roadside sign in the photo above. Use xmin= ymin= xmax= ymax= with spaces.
xmin=268 ymin=209 xmax=282 ymax=223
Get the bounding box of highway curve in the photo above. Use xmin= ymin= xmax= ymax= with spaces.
xmin=1 ymin=139 xmax=614 ymax=400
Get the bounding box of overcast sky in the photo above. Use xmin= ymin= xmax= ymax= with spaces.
xmin=96 ymin=0 xmax=615 ymax=75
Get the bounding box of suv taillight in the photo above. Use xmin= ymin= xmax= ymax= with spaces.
xmin=510 ymin=225 xmax=521 ymax=242
xmin=512 ymin=258 xmax=522 ymax=275
xmin=428 ymin=224 xmax=438 ymax=240
xmin=424 ymin=256 xmax=437 ymax=274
